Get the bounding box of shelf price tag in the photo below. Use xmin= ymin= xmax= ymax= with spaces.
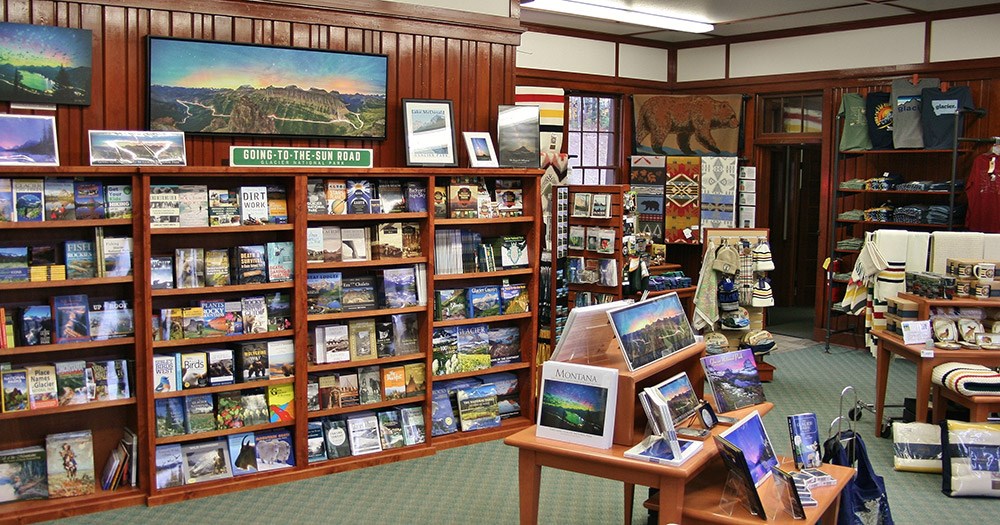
xmin=229 ymin=146 xmax=373 ymax=168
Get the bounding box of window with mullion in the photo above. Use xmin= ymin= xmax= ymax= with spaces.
xmin=567 ymin=93 xmax=619 ymax=185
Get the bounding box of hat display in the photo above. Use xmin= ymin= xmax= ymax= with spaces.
xmin=704 ymin=332 xmax=730 ymax=355
xmin=712 ymin=244 xmax=740 ymax=275
xmin=752 ymin=242 xmax=775 ymax=272
xmin=740 ymin=329 xmax=776 ymax=355
xmin=718 ymin=276 xmax=739 ymax=312
xmin=751 ymin=278 xmax=775 ymax=307
xmin=720 ymin=307 xmax=751 ymax=330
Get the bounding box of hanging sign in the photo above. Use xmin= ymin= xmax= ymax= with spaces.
xmin=229 ymin=146 xmax=373 ymax=168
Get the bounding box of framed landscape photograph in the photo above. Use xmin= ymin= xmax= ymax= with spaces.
xmin=89 ymin=130 xmax=187 ymax=166
xmin=0 ymin=22 xmax=92 ymax=106
xmin=402 ymin=99 xmax=457 ymax=166
xmin=462 ymin=132 xmax=498 ymax=168
xmin=0 ymin=114 xmax=59 ymax=166
xmin=147 ymin=36 xmax=388 ymax=139
xmin=497 ymin=104 xmax=540 ymax=168
xmin=606 ymin=292 xmax=695 ymax=371
xmin=719 ymin=410 xmax=779 ymax=487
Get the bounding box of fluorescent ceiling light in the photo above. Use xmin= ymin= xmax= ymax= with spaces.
xmin=523 ymin=0 xmax=713 ymax=33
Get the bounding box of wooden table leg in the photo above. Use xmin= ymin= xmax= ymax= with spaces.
xmin=656 ymin=478 xmax=683 ymax=525
xmin=624 ymin=483 xmax=634 ymax=525
xmin=518 ymin=450 xmax=541 ymax=525
xmin=823 ymin=493 xmax=843 ymax=524
xmin=874 ymin=340 xmax=892 ymax=437
xmin=915 ymin=361 xmax=931 ymax=424
xmin=931 ymin=385 xmax=946 ymax=424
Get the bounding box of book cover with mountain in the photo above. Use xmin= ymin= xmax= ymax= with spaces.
xmin=0 ymin=446 xmax=49 ymax=501
xmin=13 ymin=179 xmax=44 ymax=222
xmin=254 ymin=428 xmax=294 ymax=471
xmin=154 ymin=444 xmax=183 ymax=489
xmin=700 ymin=349 xmax=766 ymax=413
xmin=456 ymin=383 xmax=500 ymax=432
xmin=43 ymin=178 xmax=75 ymax=220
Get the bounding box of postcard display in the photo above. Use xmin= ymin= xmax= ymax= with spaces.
xmin=0 ymin=167 xmax=541 ymax=517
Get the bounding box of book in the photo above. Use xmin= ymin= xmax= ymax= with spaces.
xmin=318 ymin=374 xmax=338 ymax=410
xmin=152 ymin=355 xmax=177 ymax=393
xmin=174 ymin=247 xmax=205 ymax=288
xmin=239 ymin=186 xmax=269 ymax=225
xmin=399 ymin=406 xmax=426 ymax=445
xmin=467 ymin=285 xmax=501 ymax=318
xmin=264 ymin=291 xmax=292 ymax=332
xmin=44 ymin=178 xmax=76 ymax=220
xmin=177 ymin=184 xmax=209 ymax=227
xmin=104 ymin=184 xmax=132 ymax=219
xmin=500 ymin=235 xmax=529 ymax=268
xmin=401 ymin=222 xmax=421 ymax=258
xmin=382 ymin=366 xmax=406 ymax=400
xmin=102 ymin=236 xmax=133 ymax=277
xmin=434 ymin=288 xmax=468 ymax=321
xmin=11 ymin=179 xmax=44 ymax=222
xmin=180 ymin=440 xmax=232 ymax=484
xmin=266 ymin=241 xmax=294 ymax=282
xmin=316 ymin=323 xmax=350 ymax=364
xmin=392 ymin=313 xmax=420 ymax=355
xmin=456 ymin=383 xmax=500 ymax=432
xmin=0 ymin=246 xmax=29 ymax=283
xmin=224 ymin=300 xmax=243 ymax=335
xmin=241 ymin=389 xmax=269 ymax=426
xmin=51 ymin=294 xmax=91 ymax=343
xmin=346 ymin=179 xmax=373 ymax=214
xmin=24 ymin=365 xmax=59 ymax=410
xmin=227 ymin=433 xmax=258 ymax=475
xmin=88 ymin=298 xmax=133 ymax=340
xmin=178 ymin=351 xmax=208 ymax=389
xmin=1 ymin=369 xmax=29 ymax=412
xmin=378 ymin=180 xmax=406 ymax=213
xmin=714 ymin=434 xmax=768 ymax=519
xmin=234 ymin=245 xmax=267 ymax=284
xmin=323 ymin=418 xmax=353 ymax=458
xmin=336 ymin=373 xmax=360 ymax=408
xmin=358 ymin=365 xmax=382 ymax=405
xmin=306 ymin=227 xmax=324 ymax=262
xmin=159 ymin=308 xmax=184 ymax=341
xmin=268 ymin=383 xmax=295 ymax=422
xmin=306 ymin=178 xmax=328 ymax=215
xmin=375 ymin=320 xmax=394 ymax=358
xmin=184 ymin=393 xmax=217 ymax=434
xmin=448 ymin=181 xmax=478 ymax=218
xmin=340 ymin=227 xmax=369 ymax=262
xmin=181 ymin=306 xmax=205 ymax=339
xmin=154 ymin=444 xmax=183 ymax=489
xmin=431 ymin=326 xmax=459 ymax=376
xmin=405 ymin=181 xmax=427 ymax=212
xmin=772 ymin=465 xmax=808 ymax=519
xmin=54 ymin=360 xmax=87 ymax=406
xmin=266 ymin=184 xmax=288 ymax=224
xmin=241 ymin=295 xmax=268 ymax=334
xmin=536 ymin=360 xmax=619 ymax=449
xmin=346 ymin=412 xmax=382 ymax=455
xmin=348 ymin=318 xmax=377 ymax=362
xmin=204 ymin=249 xmax=230 ymax=287
xmin=148 ymin=184 xmax=179 ymax=227
xmin=377 ymin=410 xmax=406 ymax=449
xmin=787 ymin=412 xmax=822 ymax=469
xmin=404 ymin=362 xmax=426 ymax=398
xmin=208 ymin=188 xmax=240 ymax=226
xmin=149 ymin=255 xmax=174 ymax=289
xmin=199 ymin=300 xmax=227 ymax=337
xmin=341 ymin=275 xmax=376 ymax=311
xmin=19 ymin=304 xmax=52 ymax=346
xmin=307 ymin=271 xmax=343 ymax=313
xmin=45 ymin=430 xmax=95 ymax=497
xmin=624 ymin=434 xmax=702 ymax=466
xmin=381 ymin=266 xmax=418 ymax=308
xmin=235 ymin=342 xmax=270 ymax=382
xmin=325 ymin=179 xmax=348 ymax=214
xmin=433 ymin=185 xmax=448 ymax=217
xmin=500 ymin=283 xmax=530 ymax=314
xmin=488 ymin=326 xmax=521 ymax=366
xmin=207 ymin=348 xmax=235 ymax=385
xmin=374 ymin=222 xmax=404 ymax=259
xmin=430 ymin=387 xmax=458 ymax=436
xmin=306 ymin=378 xmax=320 ymax=411
xmin=267 ymin=338 xmax=295 ymax=378
xmin=701 ymin=349 xmax=766 ymax=413
xmin=0 ymin=446 xmax=49 ymax=501
xmin=456 ymin=324 xmax=491 ymax=373
xmin=320 ymin=225 xmax=342 ymax=262
xmin=495 ymin=185 xmax=523 ymax=217
xmin=215 ymin=391 xmax=244 ymax=429
xmin=0 ymin=178 xmax=12 ymax=222
xmin=307 ymin=421 xmax=326 ymax=463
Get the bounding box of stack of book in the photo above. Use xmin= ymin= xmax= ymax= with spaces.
xmin=0 ymin=428 xmax=105 ymax=501
xmin=0 ymin=294 xmax=134 ymax=350
xmin=304 ymin=406 xmax=426 ymax=464
xmin=305 ymin=178 xmax=427 ymax=215
xmin=0 ymin=178 xmax=132 ymax=223
xmin=306 ymin=362 xmax=426 ymax=410
xmin=306 ymin=266 xmax=425 ymax=315
xmin=150 ymin=242 xmax=293 ymax=290
xmin=149 ymin=184 xmax=288 ymax=228
xmin=310 ymin=312 xmax=420 ymax=365
xmin=153 ymin=427 xmax=295 ymax=488
xmin=151 ymin=339 xmax=294 ymax=393
xmin=430 ymin=372 xmax=520 ymax=436
xmin=431 ymin=325 xmax=522 ymax=376
xmin=153 ymin=292 xmax=290 ymax=341
xmin=1 ymin=359 xmax=133 ymax=413
xmin=434 ymin=177 xmax=524 ymax=219
xmin=433 ymin=282 xmax=530 ymax=320
xmin=153 ymin=382 xmax=293 ymax=439
xmin=0 ymin=232 xmax=133 ymax=285
xmin=433 ymin=229 xmax=529 ymax=275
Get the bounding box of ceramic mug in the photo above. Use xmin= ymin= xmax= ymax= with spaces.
xmin=955 ymin=280 xmax=973 ymax=297
xmin=973 ymin=262 xmax=996 ymax=280
xmin=975 ymin=281 xmax=992 ymax=299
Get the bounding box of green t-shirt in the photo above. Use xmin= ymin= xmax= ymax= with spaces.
xmin=838 ymin=93 xmax=872 ymax=151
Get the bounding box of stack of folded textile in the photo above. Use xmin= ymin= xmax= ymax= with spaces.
xmin=839 ymin=178 xmax=868 ymax=190
xmin=927 ymin=205 xmax=965 ymax=225
xmin=864 ymin=204 xmax=894 ymax=222
xmin=928 ymin=180 xmax=964 ymax=192
xmin=837 ymin=209 xmax=865 ymax=221
xmin=893 ymin=204 xmax=928 ymax=224
xmin=836 ymin=237 xmax=865 ymax=251
xmin=895 ymin=180 xmax=932 ymax=191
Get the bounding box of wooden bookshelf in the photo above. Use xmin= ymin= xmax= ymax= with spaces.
xmin=307 ymin=256 xmax=428 ymax=269
xmin=149 ymin=224 xmax=294 ymax=235
xmin=307 ymin=211 xmax=428 ymax=222
xmin=433 ymin=268 xmax=534 ymax=281
xmin=308 ymin=352 xmax=426 ymax=373
xmin=152 ymin=376 xmax=296 ymax=399
xmin=432 ymin=311 xmax=533 ymax=327
xmin=1 ymin=337 xmax=137 ymax=357
xmin=0 ymin=275 xmax=132 ymax=291
xmin=306 ymin=305 xmax=425 ymax=321
xmin=155 ymin=420 xmax=294 ymax=445
xmin=308 ymin=395 xmax=426 ymax=418
xmin=151 ymin=281 xmax=294 ymax=297
xmin=0 ymin=398 xmax=137 ymax=420
xmin=150 ymin=330 xmax=295 ymax=349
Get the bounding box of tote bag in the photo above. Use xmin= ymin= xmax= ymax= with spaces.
xmin=823 ymin=429 xmax=895 ymax=525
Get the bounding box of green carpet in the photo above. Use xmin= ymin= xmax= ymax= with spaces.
xmin=45 ymin=343 xmax=988 ymax=525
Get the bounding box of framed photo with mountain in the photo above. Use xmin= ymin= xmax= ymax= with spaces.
xmin=146 ymin=37 xmax=388 ymax=139
xmin=497 ymin=104 xmax=540 ymax=168
xmin=0 ymin=22 xmax=92 ymax=106
xmin=402 ymin=99 xmax=457 ymax=167
xmin=0 ymin=114 xmax=59 ymax=166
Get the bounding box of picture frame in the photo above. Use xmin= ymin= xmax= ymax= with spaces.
xmin=462 ymin=131 xmax=498 ymax=168
xmin=147 ymin=36 xmax=388 ymax=139
xmin=572 ymin=192 xmax=592 ymax=217
xmin=0 ymin=22 xmax=92 ymax=106
xmin=714 ymin=434 xmax=768 ymax=520
xmin=497 ymin=104 xmax=540 ymax=168
xmin=590 ymin=193 xmax=612 ymax=218
xmin=89 ymin=130 xmax=187 ymax=166
xmin=719 ymin=410 xmax=779 ymax=487
xmin=606 ymin=292 xmax=696 ymax=371
xmin=0 ymin=115 xmax=59 ymax=166
xmin=402 ymin=99 xmax=458 ymax=167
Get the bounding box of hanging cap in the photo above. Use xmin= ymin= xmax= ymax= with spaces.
xmin=752 ymin=243 xmax=775 ymax=272
xmin=751 ymin=278 xmax=775 ymax=307
xmin=712 ymin=245 xmax=740 ymax=275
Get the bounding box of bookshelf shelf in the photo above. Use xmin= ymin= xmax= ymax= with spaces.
xmin=149 ymin=224 xmax=295 ymax=235
xmin=308 ymin=352 xmax=426 ymax=372
xmin=307 ymin=394 xmax=426 ymax=418
xmin=433 ymin=311 xmax=532 ymax=327
xmin=0 ymin=275 xmax=133 ymax=291
xmin=435 ymin=215 xmax=535 ymax=226
xmin=431 ymin=416 xmax=532 ymax=451
xmin=151 ymin=330 xmax=294 ymax=349
xmin=0 ymin=397 xmax=136 ymax=420
xmin=431 ymin=361 xmax=531 ymax=381
xmin=433 ymin=268 xmax=533 ymax=281
xmin=1 ymin=218 xmax=132 ymax=229
xmin=1 ymin=336 xmax=136 ymax=356
xmin=306 ymin=211 xmax=429 ymax=222
xmin=306 ymin=305 xmax=426 ymax=322
xmin=154 ymin=420 xmax=295 ymax=445
xmin=307 ymin=256 xmax=427 ymax=269
xmin=151 ymin=281 xmax=294 ymax=297
xmin=152 ymin=376 xmax=296 ymax=399
xmin=1 ymin=486 xmax=146 ymax=523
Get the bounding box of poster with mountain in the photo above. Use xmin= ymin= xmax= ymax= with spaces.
xmin=0 ymin=115 xmax=59 ymax=166
xmin=497 ymin=105 xmax=540 ymax=168
xmin=0 ymin=22 xmax=92 ymax=106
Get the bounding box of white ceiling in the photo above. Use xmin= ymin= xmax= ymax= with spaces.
xmin=520 ymin=0 xmax=1000 ymax=43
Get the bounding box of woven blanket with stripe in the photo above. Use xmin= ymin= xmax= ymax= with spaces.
xmin=933 ymin=363 xmax=1000 ymax=396
xmin=664 ymin=156 xmax=701 ymax=244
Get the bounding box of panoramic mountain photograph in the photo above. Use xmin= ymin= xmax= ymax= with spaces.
xmin=148 ymin=38 xmax=387 ymax=138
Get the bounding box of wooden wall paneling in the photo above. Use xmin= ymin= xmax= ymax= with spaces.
xmin=430 ymin=36 xmax=446 ymax=100
xmin=381 ymin=32 xmax=399 ymax=168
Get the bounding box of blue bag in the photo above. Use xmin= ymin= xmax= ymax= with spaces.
xmin=823 ymin=429 xmax=894 ymax=525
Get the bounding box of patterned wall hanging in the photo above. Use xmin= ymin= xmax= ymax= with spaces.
xmin=632 ymin=94 xmax=742 ymax=156
xmin=664 ymin=156 xmax=701 ymax=244
xmin=515 ymin=86 xmax=565 ymax=154
xmin=634 ymin=185 xmax=665 ymax=244
xmin=700 ymin=156 xmax=738 ymax=234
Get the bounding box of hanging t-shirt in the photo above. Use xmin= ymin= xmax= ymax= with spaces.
xmin=838 ymin=93 xmax=872 ymax=151
xmin=921 ymin=86 xmax=974 ymax=150
xmin=966 ymin=153 xmax=1000 ymax=232
xmin=865 ymin=91 xmax=893 ymax=150
xmin=891 ymin=77 xmax=939 ymax=149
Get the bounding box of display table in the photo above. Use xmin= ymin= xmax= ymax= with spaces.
xmin=504 ymin=403 xmax=773 ymax=525
xmin=872 ymin=329 xmax=1000 ymax=437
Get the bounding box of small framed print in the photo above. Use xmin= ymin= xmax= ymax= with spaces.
xmin=0 ymin=115 xmax=59 ymax=166
xmin=462 ymin=132 xmax=498 ymax=168
xmin=402 ymin=99 xmax=457 ymax=167
xmin=497 ymin=104 xmax=540 ymax=168
xmin=572 ymin=193 xmax=592 ymax=217
xmin=590 ymin=193 xmax=612 ymax=219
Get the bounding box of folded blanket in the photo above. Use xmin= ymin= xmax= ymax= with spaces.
xmin=874 ymin=229 xmax=909 ymax=302
xmin=931 ymin=232 xmax=984 ymax=273
xmin=905 ymin=231 xmax=930 ymax=273
xmin=933 ymin=362 xmax=1000 ymax=396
